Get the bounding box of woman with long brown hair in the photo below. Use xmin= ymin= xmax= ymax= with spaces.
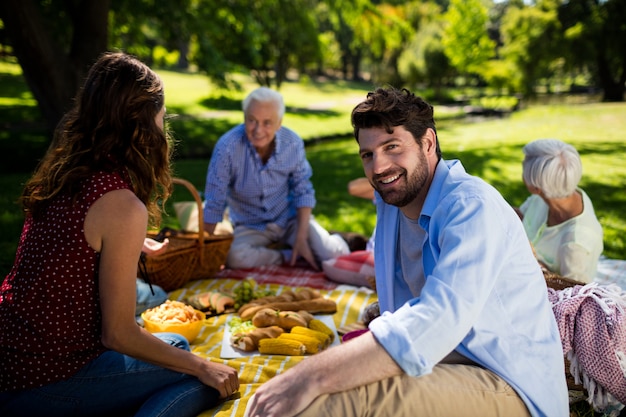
xmin=0 ymin=52 xmax=238 ymax=417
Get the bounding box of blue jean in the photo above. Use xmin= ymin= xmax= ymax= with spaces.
xmin=136 ymin=278 xmax=168 ymax=316
xmin=0 ymin=333 xmax=220 ymax=417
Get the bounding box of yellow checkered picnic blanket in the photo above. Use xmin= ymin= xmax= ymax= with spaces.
xmin=167 ymin=277 xmax=377 ymax=417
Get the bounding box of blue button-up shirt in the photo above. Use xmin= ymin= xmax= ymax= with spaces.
xmin=203 ymin=124 xmax=315 ymax=230
xmin=370 ymin=159 xmax=568 ymax=417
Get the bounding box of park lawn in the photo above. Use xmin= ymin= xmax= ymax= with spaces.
xmin=1 ymin=60 xmax=625 ymax=275
xmin=2 ymin=106 xmax=626 ymax=273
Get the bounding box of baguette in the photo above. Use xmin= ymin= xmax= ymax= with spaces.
xmin=240 ymin=298 xmax=337 ymax=321
xmin=237 ymin=288 xmax=322 ymax=314
xmin=252 ymin=308 xmax=308 ymax=330
xmin=297 ymin=310 xmax=315 ymax=325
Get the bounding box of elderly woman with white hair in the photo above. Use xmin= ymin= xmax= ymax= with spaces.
xmin=517 ymin=138 xmax=603 ymax=283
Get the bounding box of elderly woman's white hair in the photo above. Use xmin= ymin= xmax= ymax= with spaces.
xmin=522 ymin=138 xmax=582 ymax=199
xmin=242 ymin=87 xmax=285 ymax=119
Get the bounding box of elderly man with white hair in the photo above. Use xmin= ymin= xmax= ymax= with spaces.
xmin=203 ymin=87 xmax=350 ymax=270
xmin=517 ymin=138 xmax=604 ymax=282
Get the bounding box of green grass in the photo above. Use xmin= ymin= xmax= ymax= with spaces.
xmin=2 ymin=61 xmax=626 ymax=270
xmin=159 ymin=69 xmax=383 ymax=159
xmin=2 ymin=61 xmax=626 ymax=267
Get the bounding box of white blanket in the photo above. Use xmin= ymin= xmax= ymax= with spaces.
xmin=594 ymin=257 xmax=626 ymax=290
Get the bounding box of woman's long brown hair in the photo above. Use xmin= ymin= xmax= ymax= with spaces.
xmin=21 ymin=52 xmax=173 ymax=227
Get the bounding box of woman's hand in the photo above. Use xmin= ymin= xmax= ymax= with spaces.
xmin=197 ymin=361 xmax=240 ymax=399
xmin=142 ymin=237 xmax=169 ymax=256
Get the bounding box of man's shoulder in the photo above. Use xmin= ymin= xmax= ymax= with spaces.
xmin=277 ymin=126 xmax=303 ymax=142
xmin=429 ymin=160 xmax=510 ymax=216
xmin=434 ymin=160 xmax=489 ymax=197
xmin=217 ymin=124 xmax=245 ymax=144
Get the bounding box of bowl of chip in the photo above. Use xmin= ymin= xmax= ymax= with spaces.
xmin=141 ymin=300 xmax=206 ymax=342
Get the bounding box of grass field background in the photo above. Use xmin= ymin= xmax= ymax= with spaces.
xmin=1 ymin=62 xmax=625 ymax=275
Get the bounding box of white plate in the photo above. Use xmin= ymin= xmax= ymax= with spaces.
xmin=220 ymin=314 xmax=340 ymax=358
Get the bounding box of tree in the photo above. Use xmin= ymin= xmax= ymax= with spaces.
xmin=316 ymin=0 xmax=373 ymax=81
xmin=109 ymin=0 xmax=194 ymax=70
xmin=442 ymin=0 xmax=495 ymax=79
xmin=398 ymin=2 xmax=456 ymax=98
xmin=0 ymin=0 xmax=110 ymax=130
xmin=351 ymin=2 xmax=413 ymax=85
xmin=558 ymin=0 xmax=626 ymax=101
xmin=1 ymin=0 xmax=323 ymax=133
xmin=190 ymin=0 xmax=321 ymax=89
xmin=500 ymin=3 xmax=562 ymax=97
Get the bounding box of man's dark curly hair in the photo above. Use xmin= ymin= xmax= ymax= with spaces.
xmin=351 ymin=87 xmax=441 ymax=159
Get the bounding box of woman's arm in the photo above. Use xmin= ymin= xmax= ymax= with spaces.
xmin=84 ymin=189 xmax=239 ymax=398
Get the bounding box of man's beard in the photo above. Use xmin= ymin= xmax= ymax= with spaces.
xmin=374 ymin=155 xmax=428 ymax=208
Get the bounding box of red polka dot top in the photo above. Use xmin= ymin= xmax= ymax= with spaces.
xmin=0 ymin=170 xmax=133 ymax=392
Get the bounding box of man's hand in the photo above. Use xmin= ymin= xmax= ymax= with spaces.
xmin=292 ymin=207 xmax=318 ymax=269
xmin=291 ymin=237 xmax=318 ymax=270
xmin=244 ymin=370 xmax=317 ymax=417
xmin=204 ymin=222 xmax=217 ymax=236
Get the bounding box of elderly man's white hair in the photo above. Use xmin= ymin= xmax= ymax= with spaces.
xmin=242 ymin=87 xmax=285 ymax=119
xmin=522 ymin=138 xmax=582 ymax=199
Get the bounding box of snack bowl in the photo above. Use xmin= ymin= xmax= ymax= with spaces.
xmin=141 ymin=303 xmax=206 ymax=343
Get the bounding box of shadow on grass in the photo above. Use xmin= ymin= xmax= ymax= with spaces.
xmin=0 ymin=105 xmax=50 ymax=174
xmin=286 ymin=106 xmax=341 ymax=118
xmin=0 ymin=71 xmax=34 ymax=101
xmin=168 ymin=116 xmax=236 ymax=159
xmin=199 ymin=95 xmax=242 ymax=111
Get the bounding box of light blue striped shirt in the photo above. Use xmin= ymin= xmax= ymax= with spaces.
xmin=203 ymin=124 xmax=315 ymax=230
xmin=370 ymin=159 xmax=569 ymax=417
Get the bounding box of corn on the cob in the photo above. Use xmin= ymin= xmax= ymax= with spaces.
xmin=258 ymin=337 xmax=306 ymax=356
xmin=290 ymin=326 xmax=330 ymax=348
xmin=278 ymin=333 xmax=321 ymax=354
xmin=308 ymin=319 xmax=335 ymax=343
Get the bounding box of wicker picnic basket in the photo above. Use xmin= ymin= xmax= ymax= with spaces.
xmin=139 ymin=178 xmax=233 ymax=291
xmin=543 ymin=268 xmax=585 ymax=292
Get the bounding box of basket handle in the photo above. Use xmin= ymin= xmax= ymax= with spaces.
xmin=172 ymin=177 xmax=205 ymax=266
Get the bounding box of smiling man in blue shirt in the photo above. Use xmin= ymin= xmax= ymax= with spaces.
xmin=203 ymin=87 xmax=349 ymax=270
xmin=245 ymin=87 xmax=568 ymax=417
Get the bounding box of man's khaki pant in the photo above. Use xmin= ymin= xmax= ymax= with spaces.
xmin=295 ymin=364 xmax=531 ymax=417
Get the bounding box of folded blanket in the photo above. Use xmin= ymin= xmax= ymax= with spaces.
xmin=548 ymin=283 xmax=626 ymax=415
xmin=322 ymin=250 xmax=375 ymax=288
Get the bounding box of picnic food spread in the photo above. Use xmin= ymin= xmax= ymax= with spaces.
xmin=228 ymin=288 xmax=337 ymax=355
xmin=143 ymin=280 xmax=339 ymax=356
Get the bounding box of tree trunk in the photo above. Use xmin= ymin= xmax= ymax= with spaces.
xmin=351 ymin=49 xmax=362 ymax=82
xmin=596 ymin=44 xmax=625 ymax=102
xmin=0 ymin=0 xmax=110 ymax=131
xmin=598 ymin=60 xmax=626 ymax=102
